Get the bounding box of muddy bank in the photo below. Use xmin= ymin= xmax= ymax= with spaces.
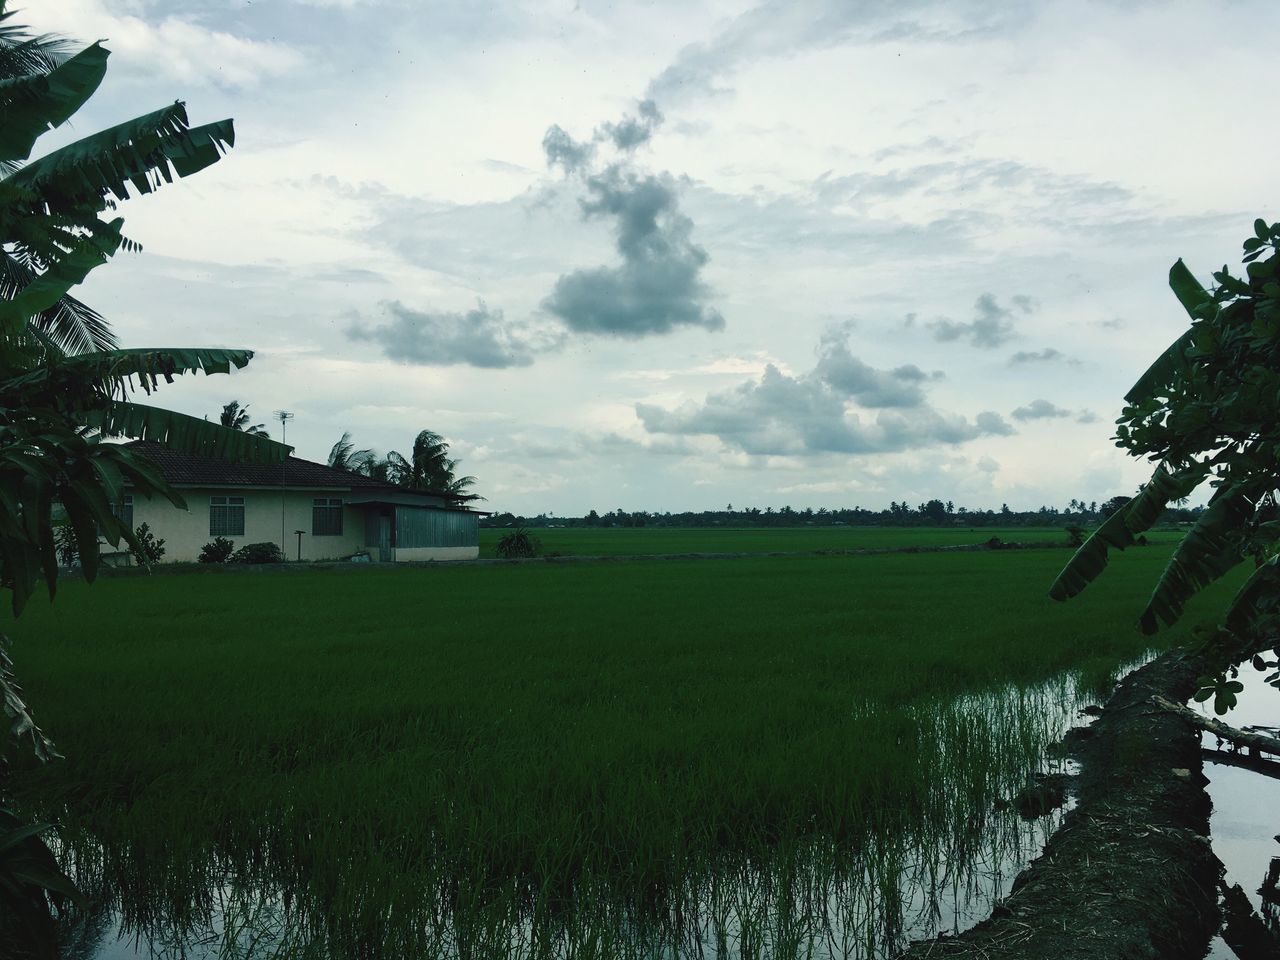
xmin=897 ymin=643 xmax=1234 ymax=960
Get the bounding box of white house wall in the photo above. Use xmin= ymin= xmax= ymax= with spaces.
xmin=132 ymin=488 xmax=368 ymax=563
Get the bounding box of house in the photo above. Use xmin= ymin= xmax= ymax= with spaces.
xmin=118 ymin=441 xmax=486 ymax=563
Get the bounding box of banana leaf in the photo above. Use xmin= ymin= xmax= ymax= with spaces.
xmin=0 ymin=41 xmax=108 ymax=163
xmin=86 ymin=401 xmax=291 ymax=463
xmin=1137 ymin=482 xmax=1255 ymax=634
xmin=1123 ymin=260 xmax=1212 ymax=405
xmin=1049 ymin=462 xmax=1205 ymax=601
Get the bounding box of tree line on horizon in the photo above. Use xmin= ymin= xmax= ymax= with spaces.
xmin=482 ymin=496 xmax=1205 ymax=529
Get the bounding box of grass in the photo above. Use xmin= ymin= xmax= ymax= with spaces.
xmin=478 ymin=524 xmax=1184 ymax=558
xmin=8 ymin=544 xmax=1233 ymax=958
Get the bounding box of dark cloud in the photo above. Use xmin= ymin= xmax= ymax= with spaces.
xmin=636 ymin=328 xmax=1012 ymax=456
xmin=598 ymin=99 xmax=664 ymax=152
xmin=346 ymin=300 xmax=562 ymax=369
xmin=542 ymin=124 xmax=595 ymax=174
xmin=542 ymin=166 xmax=723 ymax=338
xmin=928 ymin=293 xmax=1028 ymax=348
xmin=1009 ymin=347 xmax=1079 ymax=366
xmin=1011 ymin=399 xmax=1072 ymax=421
xmin=813 ymin=327 xmax=927 ymax=407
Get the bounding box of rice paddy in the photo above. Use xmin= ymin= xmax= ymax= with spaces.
xmin=7 ymin=542 xmax=1235 ymax=958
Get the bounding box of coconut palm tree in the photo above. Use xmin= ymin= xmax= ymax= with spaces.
xmin=219 ymin=400 xmax=268 ymax=436
xmin=326 ymin=431 xmax=375 ymax=473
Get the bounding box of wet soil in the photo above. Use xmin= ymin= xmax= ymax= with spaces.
xmin=897 ymin=642 xmax=1237 ymax=960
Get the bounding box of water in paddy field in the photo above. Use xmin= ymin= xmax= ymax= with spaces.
xmin=1202 ymin=660 xmax=1280 ymax=960
xmin=45 ymin=674 xmax=1096 ymax=960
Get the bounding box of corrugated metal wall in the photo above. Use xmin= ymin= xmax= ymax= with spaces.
xmin=395 ymin=508 xmax=478 ymax=548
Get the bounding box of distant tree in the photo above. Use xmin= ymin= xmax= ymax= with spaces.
xmin=219 ymin=401 xmax=268 ymax=437
xmin=921 ymin=499 xmax=948 ymax=523
xmin=585 ymin=509 xmax=600 ymax=526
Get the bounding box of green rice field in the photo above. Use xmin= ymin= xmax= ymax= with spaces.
xmin=7 ymin=541 xmax=1232 ymax=958
xmin=477 ymin=524 xmax=1184 ymax=558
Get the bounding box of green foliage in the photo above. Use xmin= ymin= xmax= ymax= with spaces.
xmin=0 ymin=806 xmax=84 ymax=946
xmin=1064 ymin=524 xmax=1086 ymax=548
xmin=0 ymin=7 xmax=290 ymax=618
xmin=197 ymin=537 xmax=234 ymax=564
xmin=229 ymin=541 xmax=285 ymax=564
xmin=127 ymin=522 xmax=164 ymax=566
xmin=1053 ymin=220 xmax=1280 ymax=639
xmin=1192 ymin=673 xmax=1245 ymax=716
xmin=495 ymin=527 xmax=540 ymax=559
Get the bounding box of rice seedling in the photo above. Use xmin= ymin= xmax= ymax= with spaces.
xmin=6 ymin=546 xmax=1237 ymax=958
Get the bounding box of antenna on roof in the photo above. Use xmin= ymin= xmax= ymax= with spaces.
xmin=274 ymin=411 xmax=294 ymax=560
xmin=273 ymin=410 xmax=294 ymax=445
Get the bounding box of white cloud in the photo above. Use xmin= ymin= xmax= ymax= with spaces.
xmin=30 ymin=0 xmax=303 ymax=89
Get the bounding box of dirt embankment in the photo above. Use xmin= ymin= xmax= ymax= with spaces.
xmin=898 ymin=643 xmax=1235 ymax=960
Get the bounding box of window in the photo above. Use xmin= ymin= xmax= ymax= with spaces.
xmin=313 ymin=498 xmax=343 ymax=536
xmin=210 ymin=496 xmax=245 ymax=537
xmin=110 ymin=495 xmax=133 ymax=531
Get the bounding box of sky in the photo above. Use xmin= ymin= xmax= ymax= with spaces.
xmin=20 ymin=0 xmax=1278 ymax=515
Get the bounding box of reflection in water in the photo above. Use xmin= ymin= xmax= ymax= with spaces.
xmin=45 ymin=674 xmax=1095 ymax=960
xmin=1201 ymin=662 xmax=1280 ymax=960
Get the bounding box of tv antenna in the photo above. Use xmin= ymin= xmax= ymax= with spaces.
xmin=274 ymin=411 xmax=295 ymax=559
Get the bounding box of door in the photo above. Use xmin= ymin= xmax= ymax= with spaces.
xmin=378 ymin=515 xmax=392 ymax=562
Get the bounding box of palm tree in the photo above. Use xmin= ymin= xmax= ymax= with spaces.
xmin=325 ymin=429 xmax=481 ymax=499
xmin=327 ymin=431 xmax=375 ymax=473
xmin=219 ymin=401 xmax=268 ymax=437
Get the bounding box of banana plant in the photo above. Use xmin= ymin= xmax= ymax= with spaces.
xmin=0 ymin=3 xmax=291 ymax=933
xmin=1051 ymin=219 xmax=1280 ymax=658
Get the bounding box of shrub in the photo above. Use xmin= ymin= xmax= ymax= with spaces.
xmin=1064 ymin=524 xmax=1087 ymax=548
xmin=496 ymin=528 xmax=540 ymax=559
xmin=230 ymin=542 xmax=285 ymax=564
xmin=198 ymin=537 xmax=235 ymax=564
xmin=129 ymin=523 xmax=165 ymax=566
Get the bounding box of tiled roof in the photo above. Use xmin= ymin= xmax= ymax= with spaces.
xmin=123 ymin=440 xmax=435 ymax=495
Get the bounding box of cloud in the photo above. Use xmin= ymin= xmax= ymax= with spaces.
xmin=598 ymin=99 xmax=664 ymax=152
xmin=542 ymin=125 xmax=596 ymax=174
xmin=346 ymin=300 xmax=562 ymax=369
xmin=1076 ymin=410 xmax=1100 ymax=424
xmin=644 ymin=0 xmax=1016 ymax=105
xmin=812 ymin=326 xmax=929 ymax=407
xmin=33 ymin=0 xmax=303 ymax=88
xmin=542 ymin=166 xmax=724 ymax=338
xmin=1011 ymin=399 xmax=1072 ymax=421
xmin=928 ymin=293 xmax=1029 ymax=348
xmin=1094 ymin=317 xmax=1126 ymax=330
xmin=1009 ymin=347 xmax=1079 ymax=366
xmin=636 ymin=327 xmax=1012 ymax=456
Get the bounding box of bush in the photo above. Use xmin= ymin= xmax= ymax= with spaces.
xmin=1064 ymin=524 xmax=1087 ymax=548
xmin=230 ymin=542 xmax=285 ymax=564
xmin=198 ymin=537 xmax=235 ymax=564
xmin=496 ymin=528 xmax=540 ymax=559
xmin=129 ymin=523 xmax=165 ymax=566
